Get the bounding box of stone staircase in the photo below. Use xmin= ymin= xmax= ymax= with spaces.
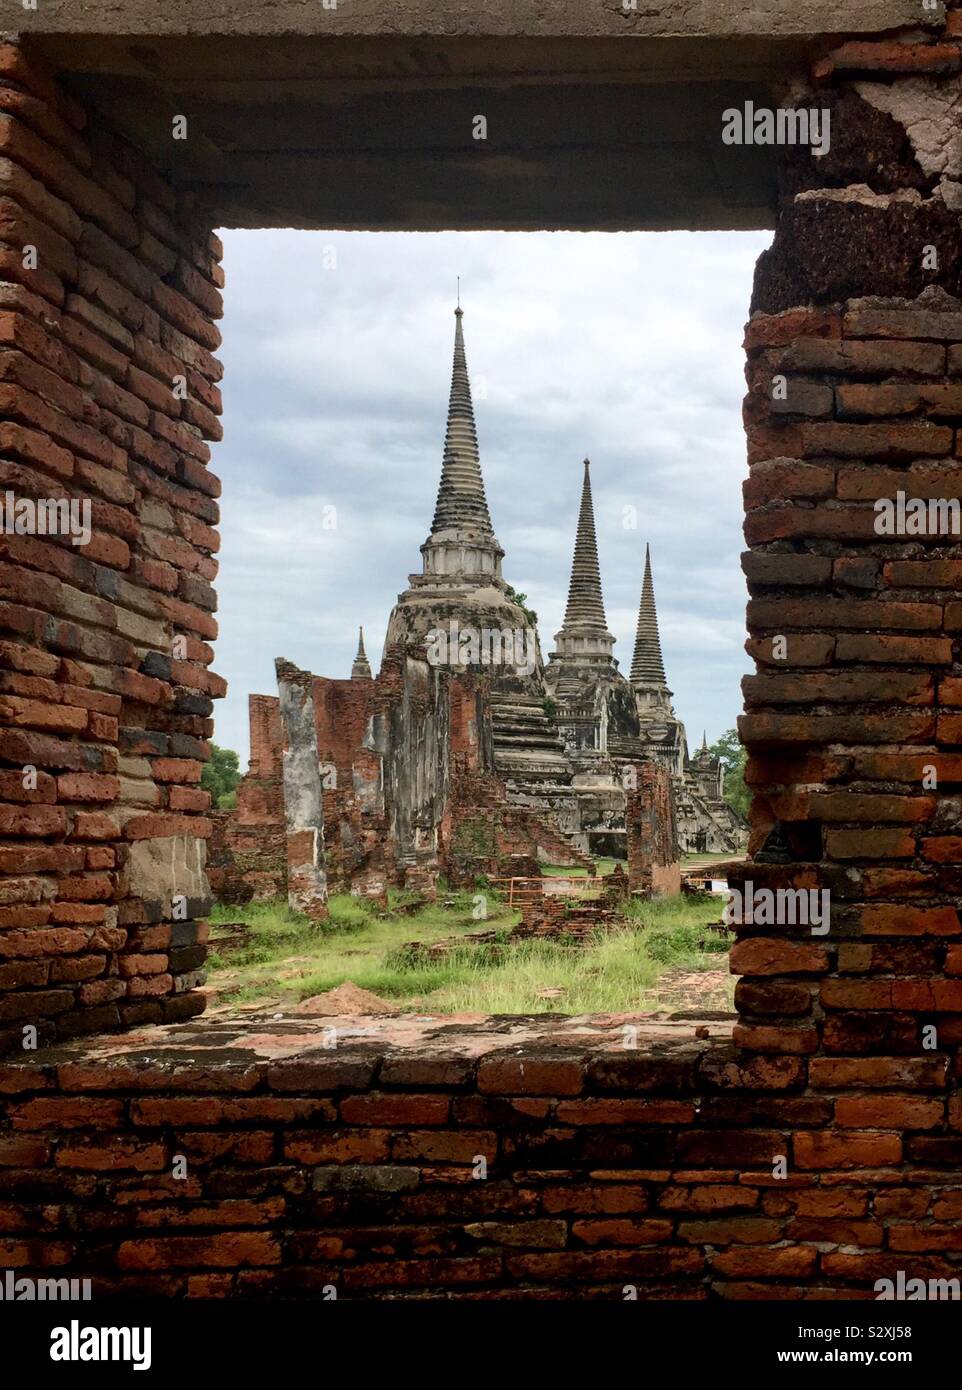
xmin=488 ymin=691 xmax=579 ymax=824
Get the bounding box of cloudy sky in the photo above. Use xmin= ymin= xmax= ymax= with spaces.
xmin=211 ymin=228 xmax=772 ymax=764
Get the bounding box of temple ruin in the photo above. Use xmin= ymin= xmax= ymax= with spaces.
xmin=211 ymin=307 xmax=743 ymax=911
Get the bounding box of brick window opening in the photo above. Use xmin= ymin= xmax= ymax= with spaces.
xmin=1 ymin=11 xmax=962 ymax=1299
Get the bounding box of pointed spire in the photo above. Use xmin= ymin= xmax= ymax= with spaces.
xmin=545 ymin=459 xmax=617 ymax=695
xmin=560 ymin=459 xmax=610 ymax=633
xmin=701 ymin=730 xmax=708 ymax=751
xmin=351 ymin=626 xmax=373 ymax=680
xmin=630 ymin=544 xmax=668 ymax=688
xmin=429 ymin=307 xmax=494 ymax=537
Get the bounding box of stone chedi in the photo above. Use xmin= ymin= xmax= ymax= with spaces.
xmin=545 ymin=466 xmax=745 ymax=857
xmin=545 ymin=458 xmax=637 ymax=738
xmin=544 ymin=458 xmax=638 ymax=855
xmin=621 ymin=543 xmax=744 ymax=855
xmin=351 ymin=627 xmax=373 ymax=681
xmin=622 ymin=542 xmax=687 ymax=778
xmin=385 ymin=307 xmax=577 ymax=830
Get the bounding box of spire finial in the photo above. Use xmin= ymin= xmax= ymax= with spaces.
xmin=558 ymin=455 xmax=609 ymax=635
xmin=429 ymin=305 xmax=493 ymax=536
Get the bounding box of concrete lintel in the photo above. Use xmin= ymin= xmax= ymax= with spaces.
xmin=11 ymin=0 xmax=941 ymax=40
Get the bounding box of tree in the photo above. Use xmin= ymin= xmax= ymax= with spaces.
xmin=504 ymin=584 xmax=538 ymax=626
xmin=708 ymin=728 xmax=749 ymax=819
xmin=201 ymin=744 xmax=241 ymax=809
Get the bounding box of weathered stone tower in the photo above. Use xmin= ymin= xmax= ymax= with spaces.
xmin=624 ymin=543 xmax=687 ymax=777
xmin=618 ymin=546 xmax=744 ymax=854
xmin=384 ymin=308 xmax=576 ymax=829
xmin=350 ymin=627 xmax=373 ymax=681
xmin=546 ymin=458 xmax=638 ymax=745
xmin=545 ymin=459 xmax=638 ymax=854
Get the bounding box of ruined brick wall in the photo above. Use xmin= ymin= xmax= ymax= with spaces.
xmin=248 ymin=692 xmax=282 ymax=777
xmin=626 ymin=761 xmax=680 ymax=897
xmin=263 ymin=647 xmax=460 ymax=909
xmin=311 ymin=671 xmax=390 ymax=898
xmin=224 ymin=656 xmax=569 ymax=904
xmin=0 ymin=45 xmax=222 ymax=1051
xmin=206 ymin=696 xmax=285 ymax=904
xmin=442 ymin=760 xmax=594 ymax=885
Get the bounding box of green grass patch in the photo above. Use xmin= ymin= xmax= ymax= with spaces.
xmin=207 ymin=887 xmax=729 ymax=1015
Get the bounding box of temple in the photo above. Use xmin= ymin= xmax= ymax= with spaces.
xmin=383 ymin=306 xmax=577 ymax=832
xmin=543 ymin=458 xmax=746 ymax=859
xmin=210 ymin=306 xmax=746 ymax=912
xmin=543 ymin=458 xmax=636 ymax=856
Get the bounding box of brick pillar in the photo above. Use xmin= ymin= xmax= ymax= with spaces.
xmin=735 ymin=33 xmax=962 ymax=1083
xmin=276 ymin=659 xmax=328 ymax=919
xmin=625 ymin=760 xmax=680 ymax=897
xmin=0 ymin=44 xmax=223 ymax=1051
xmin=248 ymin=693 xmax=282 ymax=778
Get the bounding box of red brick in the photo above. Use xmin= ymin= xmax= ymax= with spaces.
xmin=118 ymin=1233 xmax=280 ymax=1270
xmin=792 ymin=1132 xmax=902 ymax=1170
xmin=338 ymin=1094 xmax=450 ymax=1126
xmin=10 ymin=1097 xmax=123 ymax=1130
xmin=712 ymin=1246 xmax=817 ymax=1277
xmin=554 ymin=1099 xmax=695 ymax=1125
xmin=815 ymin=41 xmax=961 ymax=79
xmin=834 ymin=1096 xmax=943 ymax=1130
xmin=728 ymin=939 xmax=829 ymax=976
xmin=571 ymin=1218 xmax=673 ymax=1246
xmin=391 ymin=1130 xmax=497 ymax=1163
xmin=477 ymin=1056 xmax=584 ymax=1096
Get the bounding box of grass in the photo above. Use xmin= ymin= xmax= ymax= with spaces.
xmin=208 ymin=876 xmax=731 ymax=1015
xmin=541 ymin=857 xmax=618 ymax=879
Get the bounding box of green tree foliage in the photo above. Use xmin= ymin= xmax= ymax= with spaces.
xmin=504 ymin=584 xmax=538 ymax=626
xmin=201 ymin=745 xmax=241 ymax=809
xmin=708 ymin=728 xmax=749 ymax=819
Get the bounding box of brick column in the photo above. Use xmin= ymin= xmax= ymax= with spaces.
xmin=276 ymin=659 xmax=328 ymax=919
xmin=625 ymin=760 xmax=680 ymax=897
xmin=248 ymin=693 xmax=282 ymax=778
xmin=0 ymin=44 xmax=223 ymax=1051
xmin=736 ymin=33 xmax=962 ymax=1092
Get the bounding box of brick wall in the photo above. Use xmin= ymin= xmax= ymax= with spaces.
xmin=0 ymin=44 xmax=222 ymax=1052
xmin=206 ymin=698 xmax=286 ymax=905
xmin=1 ymin=1021 xmax=955 ymax=1299
xmin=4 ymin=23 xmax=962 ymax=1300
xmin=735 ymin=35 xmax=962 ymax=1066
xmin=248 ymin=694 xmax=282 ymax=778
xmin=311 ymin=668 xmax=391 ymax=899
